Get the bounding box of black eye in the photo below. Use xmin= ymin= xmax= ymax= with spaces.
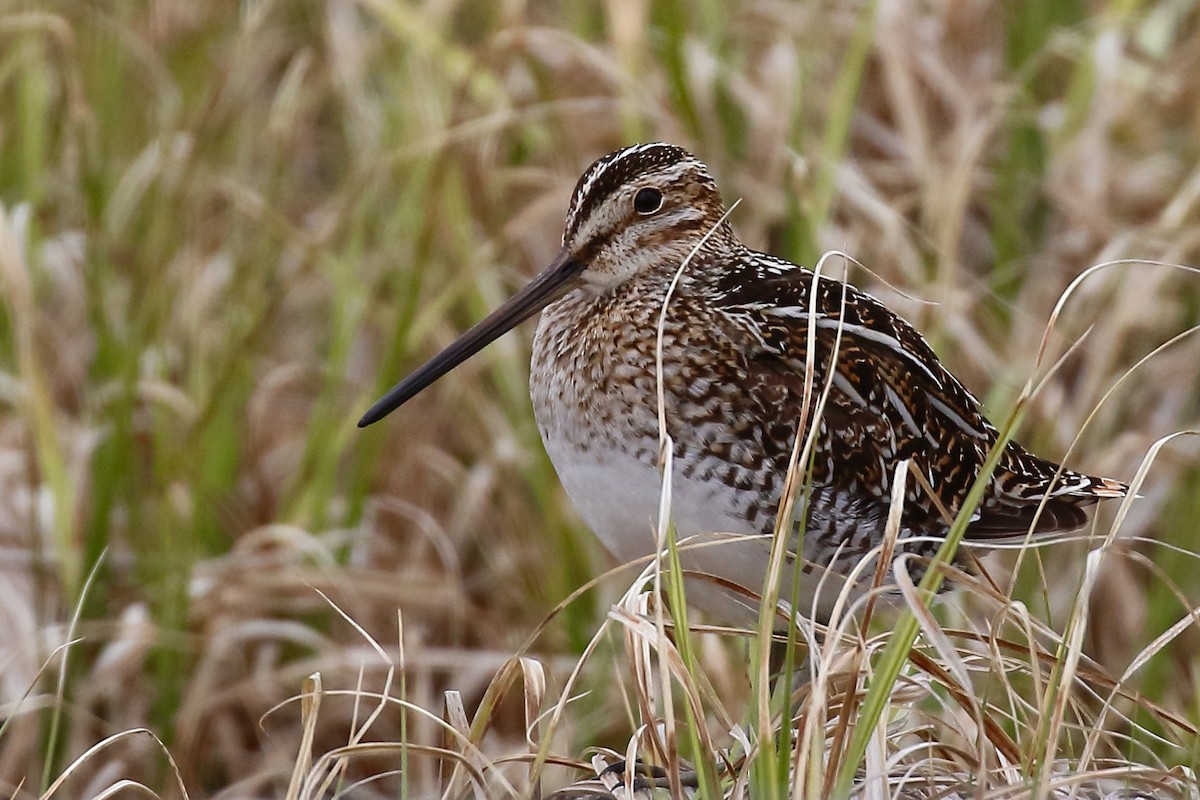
xmin=633 ymin=187 xmax=663 ymax=214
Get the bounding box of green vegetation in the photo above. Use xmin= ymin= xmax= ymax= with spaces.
xmin=1 ymin=1 xmax=1198 ymax=797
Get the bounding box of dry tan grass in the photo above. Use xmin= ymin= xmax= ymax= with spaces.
xmin=0 ymin=0 xmax=1198 ymax=797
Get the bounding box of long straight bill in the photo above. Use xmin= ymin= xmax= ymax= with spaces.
xmin=358 ymin=250 xmax=584 ymax=427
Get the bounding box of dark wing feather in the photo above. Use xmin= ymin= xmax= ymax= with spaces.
xmin=715 ymin=254 xmax=1125 ymax=539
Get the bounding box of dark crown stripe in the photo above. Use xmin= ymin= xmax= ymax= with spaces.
xmin=563 ymin=143 xmax=704 ymax=243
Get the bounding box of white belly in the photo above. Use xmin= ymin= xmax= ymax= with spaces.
xmin=544 ymin=435 xmax=755 ymax=561
xmin=541 ymin=432 xmax=851 ymax=622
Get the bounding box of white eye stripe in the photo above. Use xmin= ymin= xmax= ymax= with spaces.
xmin=573 ymin=193 xmax=703 ymax=250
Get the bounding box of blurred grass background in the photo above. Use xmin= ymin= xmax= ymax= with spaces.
xmin=1 ymin=0 xmax=1199 ymax=796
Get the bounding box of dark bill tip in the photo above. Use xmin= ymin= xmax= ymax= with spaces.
xmin=357 ymin=250 xmax=584 ymax=428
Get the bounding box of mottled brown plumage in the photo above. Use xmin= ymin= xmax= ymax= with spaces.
xmin=360 ymin=143 xmax=1125 ymax=619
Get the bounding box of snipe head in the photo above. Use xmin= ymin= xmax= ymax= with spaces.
xmin=357 ymin=143 xmax=731 ymax=426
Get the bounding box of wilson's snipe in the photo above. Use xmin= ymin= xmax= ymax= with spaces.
xmin=359 ymin=143 xmax=1125 ymax=619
